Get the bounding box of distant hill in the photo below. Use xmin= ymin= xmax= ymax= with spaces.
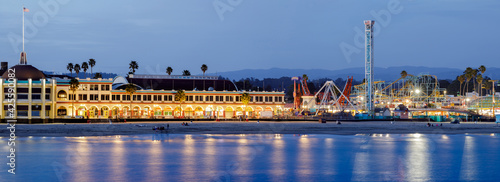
xmin=210 ymin=66 xmax=500 ymax=81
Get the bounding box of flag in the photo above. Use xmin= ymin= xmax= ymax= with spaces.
xmin=23 ymin=7 xmax=29 ymax=12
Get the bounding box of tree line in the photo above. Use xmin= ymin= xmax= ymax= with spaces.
xmin=128 ymin=61 xmax=208 ymax=77
xmin=66 ymin=58 xmax=100 ymax=78
xmin=444 ymin=65 xmax=496 ymax=96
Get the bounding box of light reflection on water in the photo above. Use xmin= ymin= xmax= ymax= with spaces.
xmin=109 ymin=137 xmax=127 ymax=182
xmin=146 ymin=138 xmax=163 ymax=181
xmin=270 ymin=136 xmax=285 ymax=181
xmin=296 ymin=135 xmax=312 ymax=181
xmin=1 ymin=134 xmax=500 ymax=182
xmin=181 ymin=134 xmax=196 ymax=181
xmin=406 ymin=135 xmax=430 ymax=181
xmin=73 ymin=139 xmax=91 ymax=182
xmin=460 ymin=136 xmax=477 ymax=181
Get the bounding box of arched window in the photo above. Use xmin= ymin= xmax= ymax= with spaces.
xmin=57 ymin=106 xmax=67 ymax=116
xmin=57 ymin=90 xmax=67 ymax=99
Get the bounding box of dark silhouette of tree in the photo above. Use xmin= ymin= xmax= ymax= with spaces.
xmin=166 ymin=67 xmax=173 ymax=75
xmin=201 ymin=64 xmax=208 ymax=76
xmin=67 ymin=63 xmax=74 ymax=76
xmin=125 ymin=83 xmax=137 ymax=117
xmin=241 ymin=93 xmax=251 ymax=118
xmin=89 ymin=58 xmax=96 ymax=77
xmin=81 ymin=62 xmax=88 ymax=78
xmin=74 ymin=64 xmax=81 ymax=77
xmin=175 ymin=90 xmax=186 ymax=117
xmin=93 ymin=73 xmax=102 ymax=79
xmin=129 ymin=61 xmax=139 ymax=74
xmin=69 ymin=78 xmax=79 ymax=118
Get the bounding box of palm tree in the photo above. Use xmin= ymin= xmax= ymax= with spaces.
xmin=74 ymin=64 xmax=81 ymax=78
xmin=478 ymin=65 xmax=486 ymax=75
xmin=166 ymin=66 xmax=174 ymax=89
xmin=129 ymin=61 xmax=139 ymax=74
xmin=93 ymin=73 xmax=102 ymax=79
xmin=201 ymin=64 xmax=208 ymax=90
xmin=67 ymin=63 xmax=74 ymax=76
xmin=125 ymin=83 xmax=137 ymax=118
xmin=166 ymin=67 xmax=173 ymax=75
xmin=400 ymin=70 xmax=408 ymax=89
xmin=302 ymin=74 xmax=309 ymax=82
xmin=458 ymin=75 xmax=465 ymax=96
xmin=478 ymin=65 xmax=486 ymax=95
xmin=182 ymin=70 xmax=191 ymax=76
xmin=400 ymin=70 xmax=408 ymax=78
xmin=81 ymin=62 xmax=88 ymax=78
xmin=471 ymin=69 xmax=478 ymax=92
xmin=88 ymin=58 xmax=96 ymax=77
xmin=201 ymin=64 xmax=208 ymax=76
xmin=69 ymin=78 xmax=79 ymax=118
xmin=484 ymin=81 xmax=492 ymax=95
xmin=241 ymin=92 xmax=251 ymax=118
xmin=464 ymin=67 xmax=473 ymax=94
xmin=175 ymin=90 xmax=186 ymax=117
xmin=477 ymin=74 xmax=484 ymax=96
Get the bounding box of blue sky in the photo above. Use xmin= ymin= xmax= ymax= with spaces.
xmin=0 ymin=0 xmax=499 ymax=76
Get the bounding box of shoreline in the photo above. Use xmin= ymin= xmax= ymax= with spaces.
xmin=2 ymin=121 xmax=500 ymax=137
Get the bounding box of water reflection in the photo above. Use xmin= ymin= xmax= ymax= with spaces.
xmin=181 ymin=135 xmax=196 ymax=180
xmin=146 ymin=137 xmax=164 ymax=181
xmin=405 ymin=134 xmax=430 ymax=181
xmin=323 ymin=138 xmax=335 ymax=176
xmin=71 ymin=138 xmax=91 ymax=182
xmin=352 ymin=136 xmax=371 ymax=181
xmin=296 ymin=135 xmax=312 ymax=180
xmin=373 ymin=135 xmax=397 ymax=181
xmin=203 ymin=137 xmax=217 ymax=177
xmin=460 ymin=136 xmax=477 ymax=180
xmin=109 ymin=137 xmax=127 ymax=182
xmin=3 ymin=134 xmax=500 ymax=182
xmin=235 ymin=136 xmax=252 ymax=178
xmin=270 ymin=136 xmax=285 ymax=181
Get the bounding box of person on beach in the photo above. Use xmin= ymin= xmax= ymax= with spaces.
xmin=167 ymin=124 xmax=170 ymax=130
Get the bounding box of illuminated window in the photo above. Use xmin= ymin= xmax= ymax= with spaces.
xmin=57 ymin=90 xmax=67 ymax=98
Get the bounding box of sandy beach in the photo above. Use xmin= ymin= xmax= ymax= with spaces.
xmin=2 ymin=121 xmax=500 ymax=137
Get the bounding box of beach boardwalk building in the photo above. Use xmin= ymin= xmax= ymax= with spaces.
xmin=0 ymin=64 xmax=285 ymax=122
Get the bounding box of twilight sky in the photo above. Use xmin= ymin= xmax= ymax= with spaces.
xmin=0 ymin=0 xmax=499 ymax=76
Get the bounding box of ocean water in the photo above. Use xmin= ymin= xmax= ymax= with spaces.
xmin=1 ymin=133 xmax=500 ymax=182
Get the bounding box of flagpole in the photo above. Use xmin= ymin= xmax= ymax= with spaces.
xmin=22 ymin=6 xmax=25 ymax=52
